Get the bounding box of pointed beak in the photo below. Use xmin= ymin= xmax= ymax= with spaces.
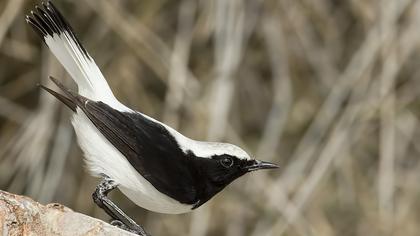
xmin=245 ymin=160 xmax=279 ymax=172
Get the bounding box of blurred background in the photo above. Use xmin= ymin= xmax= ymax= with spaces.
xmin=0 ymin=0 xmax=420 ymax=235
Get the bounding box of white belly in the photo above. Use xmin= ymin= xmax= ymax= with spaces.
xmin=71 ymin=110 xmax=192 ymax=214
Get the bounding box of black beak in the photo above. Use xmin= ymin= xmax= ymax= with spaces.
xmin=245 ymin=160 xmax=279 ymax=172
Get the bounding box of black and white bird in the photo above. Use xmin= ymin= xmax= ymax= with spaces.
xmin=26 ymin=1 xmax=278 ymax=235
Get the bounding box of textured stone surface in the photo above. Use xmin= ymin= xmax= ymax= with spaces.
xmin=0 ymin=190 xmax=134 ymax=236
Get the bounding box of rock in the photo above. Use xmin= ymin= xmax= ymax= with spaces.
xmin=0 ymin=190 xmax=134 ymax=236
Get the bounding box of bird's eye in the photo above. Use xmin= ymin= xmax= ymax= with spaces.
xmin=220 ymin=157 xmax=234 ymax=168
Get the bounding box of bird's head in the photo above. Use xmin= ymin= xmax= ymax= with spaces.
xmin=188 ymin=142 xmax=278 ymax=208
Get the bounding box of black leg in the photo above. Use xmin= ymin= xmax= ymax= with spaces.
xmin=92 ymin=177 xmax=150 ymax=236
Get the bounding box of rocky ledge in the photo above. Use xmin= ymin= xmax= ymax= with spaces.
xmin=0 ymin=190 xmax=134 ymax=236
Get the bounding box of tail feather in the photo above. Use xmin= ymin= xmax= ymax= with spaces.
xmin=26 ymin=1 xmax=118 ymax=107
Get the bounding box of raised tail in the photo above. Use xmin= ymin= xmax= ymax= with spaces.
xmin=26 ymin=1 xmax=127 ymax=111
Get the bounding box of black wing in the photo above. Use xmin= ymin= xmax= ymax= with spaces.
xmin=42 ymin=77 xmax=201 ymax=205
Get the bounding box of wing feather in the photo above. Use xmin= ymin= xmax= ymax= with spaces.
xmin=44 ymin=77 xmax=200 ymax=204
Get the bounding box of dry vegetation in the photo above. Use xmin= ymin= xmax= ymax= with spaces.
xmin=1 ymin=0 xmax=420 ymax=235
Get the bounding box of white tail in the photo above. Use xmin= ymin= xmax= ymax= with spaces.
xmin=26 ymin=2 xmax=128 ymax=111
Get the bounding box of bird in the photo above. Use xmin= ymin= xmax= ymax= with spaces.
xmin=26 ymin=1 xmax=278 ymax=235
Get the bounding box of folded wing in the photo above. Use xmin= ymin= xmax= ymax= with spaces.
xmin=42 ymin=77 xmax=201 ymax=206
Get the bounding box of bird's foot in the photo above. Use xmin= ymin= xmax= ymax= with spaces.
xmin=110 ymin=219 xmax=149 ymax=236
xmin=93 ymin=177 xmax=149 ymax=235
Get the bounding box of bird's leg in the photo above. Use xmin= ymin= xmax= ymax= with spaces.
xmin=92 ymin=176 xmax=149 ymax=236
